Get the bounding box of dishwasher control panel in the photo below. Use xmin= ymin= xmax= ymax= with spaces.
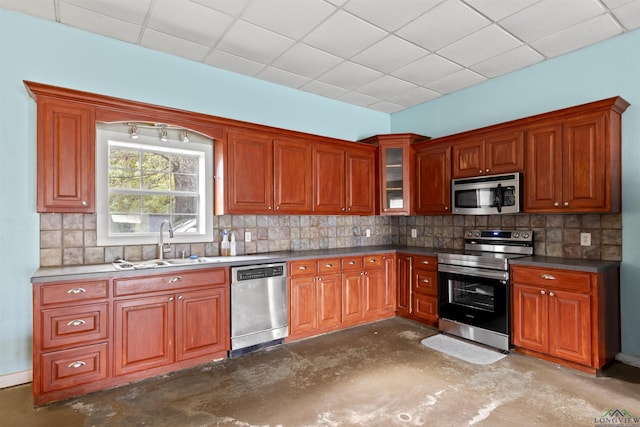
xmin=234 ymin=264 xmax=286 ymax=282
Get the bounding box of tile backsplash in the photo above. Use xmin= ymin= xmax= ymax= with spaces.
xmin=39 ymin=212 xmax=622 ymax=267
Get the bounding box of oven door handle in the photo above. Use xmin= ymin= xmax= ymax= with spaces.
xmin=438 ymin=264 xmax=508 ymax=281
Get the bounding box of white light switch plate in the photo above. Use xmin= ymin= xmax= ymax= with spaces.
xmin=365 ymin=229 xmax=371 ymax=237
xmin=244 ymin=231 xmax=251 ymax=243
xmin=580 ymin=232 xmax=591 ymax=246
xmin=411 ymin=229 xmax=417 ymax=238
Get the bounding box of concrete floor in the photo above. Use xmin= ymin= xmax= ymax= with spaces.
xmin=3 ymin=317 xmax=640 ymax=427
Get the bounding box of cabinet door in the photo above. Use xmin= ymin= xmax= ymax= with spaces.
xmin=342 ymin=272 xmax=364 ymax=324
xmin=412 ymin=294 xmax=438 ymax=325
xmin=548 ymin=289 xmax=591 ymax=366
xmin=38 ymin=99 xmax=95 ymax=212
xmin=562 ymin=113 xmax=607 ymax=211
xmin=175 ymin=288 xmax=228 ymax=362
xmin=524 ymin=124 xmax=563 ymax=212
xmin=346 ymin=148 xmax=376 ymax=214
xmin=273 ymin=137 xmax=313 ymax=213
xmin=363 ymin=268 xmax=383 ymax=320
xmin=484 ymin=130 xmax=524 ymax=175
xmin=289 ymin=276 xmax=317 ymax=335
xmin=316 ymin=274 xmax=341 ymax=329
xmin=226 ymin=130 xmax=273 ymax=213
xmin=511 ymin=283 xmax=548 ymax=354
xmin=415 ymin=144 xmax=451 ymax=214
xmin=396 ymin=255 xmax=412 ymax=316
xmin=313 ymin=144 xmax=345 ymax=214
xmin=452 ymin=138 xmax=484 ymax=178
xmin=114 ymin=295 xmax=174 ymax=376
xmin=380 ymin=144 xmax=411 ymax=215
xmin=381 ymin=255 xmax=396 ymax=315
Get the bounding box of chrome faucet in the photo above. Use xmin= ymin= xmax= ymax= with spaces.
xmin=158 ymin=220 xmax=174 ymax=260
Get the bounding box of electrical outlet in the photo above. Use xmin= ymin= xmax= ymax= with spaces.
xmin=244 ymin=231 xmax=251 ymax=243
xmin=411 ymin=229 xmax=417 ymax=238
xmin=365 ymin=229 xmax=371 ymax=237
xmin=580 ymin=232 xmax=591 ymax=246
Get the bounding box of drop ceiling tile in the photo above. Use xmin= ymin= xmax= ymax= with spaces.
xmin=601 ymin=0 xmax=635 ymax=8
xmin=303 ymin=10 xmax=387 ymax=58
xmin=388 ymin=87 xmax=441 ymax=107
xmin=147 ymin=0 xmax=233 ymax=46
xmin=471 ymin=45 xmax=544 ymax=77
xmin=338 ymin=91 xmax=380 ymax=107
xmin=191 ymin=0 xmax=251 ymax=16
xmin=426 ymin=68 xmax=486 ymax=93
xmin=204 ymin=50 xmax=265 ymax=76
xmin=392 ymin=54 xmax=463 ymax=85
xmin=500 ymin=0 xmax=606 ymax=42
xmin=344 ymin=0 xmax=444 ymax=31
xmin=437 ymin=25 xmax=522 ymax=67
xmin=58 ymin=3 xmax=141 ymax=44
xmin=217 ymin=20 xmax=295 ymax=63
xmin=531 ymin=14 xmax=623 ymax=58
xmin=368 ymin=100 xmax=406 ymax=113
xmin=272 ymin=44 xmax=343 ymax=79
xmin=140 ymin=28 xmax=211 ymax=62
xmin=613 ymin=1 xmax=640 ymax=30
xmin=317 ymin=61 xmax=383 ymax=90
xmin=462 ymin=0 xmax=540 ymax=21
xmin=0 ymin=0 xmax=55 ymax=20
xmin=300 ymin=80 xmax=350 ymax=99
xmin=326 ymin=0 xmax=349 ymax=6
xmin=257 ymin=67 xmax=312 ymax=89
xmin=60 ymin=0 xmax=152 ymax=25
xmin=241 ymin=0 xmax=336 ymax=39
xmin=396 ymin=0 xmax=490 ymax=51
xmin=356 ymin=75 xmax=416 ymax=99
xmin=352 ymin=35 xmax=429 ymax=73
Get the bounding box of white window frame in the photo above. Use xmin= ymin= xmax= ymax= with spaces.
xmin=96 ymin=123 xmax=213 ymax=246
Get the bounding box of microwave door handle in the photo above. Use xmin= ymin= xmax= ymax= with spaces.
xmin=495 ymin=183 xmax=503 ymax=213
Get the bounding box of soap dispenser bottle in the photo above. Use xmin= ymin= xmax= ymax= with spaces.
xmin=230 ymin=232 xmax=237 ymax=256
xmin=221 ymin=230 xmax=230 ymax=256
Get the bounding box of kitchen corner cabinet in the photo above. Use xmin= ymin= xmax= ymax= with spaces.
xmin=396 ymin=254 xmax=438 ymax=327
xmin=452 ymin=130 xmax=524 ymax=179
xmin=414 ymin=142 xmax=452 ymax=214
xmin=524 ymin=97 xmax=629 ymax=213
xmin=360 ymin=133 xmax=430 ymax=215
xmin=35 ymin=97 xmax=96 ymax=213
xmin=511 ymin=265 xmax=620 ymax=373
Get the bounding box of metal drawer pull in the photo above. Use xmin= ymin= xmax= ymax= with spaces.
xmin=540 ymin=274 xmax=556 ymax=280
xmin=325 ymin=263 xmax=333 ymax=268
xmin=349 ymin=261 xmax=356 ymax=265
xmin=169 ymin=276 xmax=182 ymax=283
xmin=368 ymin=259 xmax=376 ymax=263
xmin=421 ymin=260 xmax=430 ymax=265
xmin=67 ymin=319 xmax=86 ymax=327
xmin=67 ymin=288 xmax=86 ymax=294
xmin=422 ymin=279 xmax=430 ymax=283
xmin=68 ymin=361 xmax=86 ymax=369
xmin=299 ymin=265 xmax=308 ymax=270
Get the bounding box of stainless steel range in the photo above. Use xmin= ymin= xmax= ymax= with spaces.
xmin=437 ymin=229 xmax=533 ymax=352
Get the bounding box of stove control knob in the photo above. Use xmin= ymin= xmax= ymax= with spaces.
xmin=513 ymin=232 xmax=520 ymax=238
xmin=466 ymin=231 xmax=473 ymax=237
xmin=522 ymin=232 xmax=530 ymax=239
xmin=474 ymin=231 xmax=480 ymax=237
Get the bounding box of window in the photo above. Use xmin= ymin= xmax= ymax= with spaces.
xmin=96 ymin=123 xmax=213 ymax=246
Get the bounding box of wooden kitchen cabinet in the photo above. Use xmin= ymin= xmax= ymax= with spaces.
xmin=381 ymin=254 xmax=397 ymax=317
xmin=341 ymin=255 xmax=389 ymax=326
xmin=511 ymin=264 xmax=620 ymax=373
xmin=414 ymin=142 xmax=452 ymax=214
xmin=396 ymin=254 xmax=412 ymax=317
xmin=396 ymin=254 xmax=438 ymax=326
xmin=524 ymin=98 xmax=628 ymax=213
xmin=273 ymin=137 xmax=314 ymax=213
xmin=452 ymin=130 xmax=523 ymax=178
xmin=35 ymin=97 xmax=95 ymax=212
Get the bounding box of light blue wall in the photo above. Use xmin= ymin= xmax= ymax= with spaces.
xmin=393 ymin=29 xmax=640 ymax=359
xmin=0 ymin=9 xmax=388 ymax=377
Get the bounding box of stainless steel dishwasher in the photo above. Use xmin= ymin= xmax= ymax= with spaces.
xmin=230 ymin=263 xmax=288 ymax=357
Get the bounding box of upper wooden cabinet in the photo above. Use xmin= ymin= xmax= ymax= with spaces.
xmin=524 ymin=98 xmax=628 ymax=213
xmin=452 ymin=130 xmax=524 ymax=178
xmin=36 ymin=98 xmax=96 ymax=213
xmin=361 ymin=133 xmax=430 ymax=215
xmin=414 ymin=142 xmax=452 ymax=215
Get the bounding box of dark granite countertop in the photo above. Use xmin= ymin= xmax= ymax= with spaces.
xmin=509 ymin=256 xmax=620 ymax=273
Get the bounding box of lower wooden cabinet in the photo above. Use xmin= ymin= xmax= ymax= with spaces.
xmin=511 ymin=264 xmax=620 ymax=373
xmin=396 ymin=253 xmax=438 ymax=327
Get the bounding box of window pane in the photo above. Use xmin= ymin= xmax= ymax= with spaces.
xmin=172 ymin=173 xmax=198 ymax=192
xmin=142 ymin=195 xmax=171 ymax=214
xmin=173 ymin=195 xmax=198 ymax=214
xmin=109 ymin=193 xmax=141 ymax=213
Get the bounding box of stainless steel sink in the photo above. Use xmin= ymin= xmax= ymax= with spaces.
xmin=112 ymin=254 xmax=282 ymax=270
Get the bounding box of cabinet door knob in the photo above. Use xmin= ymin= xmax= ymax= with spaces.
xmin=275 ymin=206 xmax=280 ymax=210
xmin=540 ymin=274 xmax=556 ymax=280
xmin=67 ymin=288 xmax=86 ymax=294
xmin=549 ymin=292 xmax=555 ymax=297
xmin=485 ymin=168 xmax=489 ymax=173
xmin=540 ymin=290 xmax=546 ymax=295
xmin=318 ymin=277 xmax=322 ymax=281
xmin=563 ymin=202 xmax=569 ymax=207
xmin=68 ymin=361 xmax=86 ymax=369
xmin=81 ymin=201 xmax=87 ymax=206
xmin=554 ymin=202 xmax=559 ymax=207
xmin=360 ymin=272 xmax=364 ymax=276
xmin=479 ymin=170 xmax=483 ymax=174
xmin=444 ymin=206 xmax=449 ymax=210
xmin=342 ymin=207 xmax=346 ymax=211
xmin=169 ymin=296 xmax=174 ymax=301
xmin=67 ymin=319 xmax=86 ymax=327
xmin=178 ymin=295 xmax=183 ymax=300
xmin=347 ymin=207 xmax=351 ymax=212
xmin=169 ymin=276 xmax=182 ymax=283
xmin=268 ymin=206 xmax=272 ymax=210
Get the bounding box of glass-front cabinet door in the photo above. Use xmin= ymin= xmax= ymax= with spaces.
xmin=360 ymin=133 xmax=430 ymax=215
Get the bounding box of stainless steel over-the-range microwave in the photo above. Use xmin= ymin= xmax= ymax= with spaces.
xmin=451 ymin=173 xmax=522 ymax=215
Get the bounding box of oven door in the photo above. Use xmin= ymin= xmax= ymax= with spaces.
xmin=438 ymin=264 xmax=509 ymax=336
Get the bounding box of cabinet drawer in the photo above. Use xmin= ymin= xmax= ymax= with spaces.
xmin=290 ymin=260 xmax=316 ymax=277
xmin=512 ymin=266 xmax=591 ymax=292
xmin=414 ymin=270 xmax=437 ymax=296
xmin=413 ymin=256 xmax=437 ymax=271
xmin=317 ymin=258 xmax=340 ymax=274
xmin=341 ymin=256 xmax=363 ymax=271
xmin=363 ymin=255 xmax=384 ymax=270
xmin=39 ymin=280 xmax=109 ymax=305
xmin=41 ymin=342 xmax=109 ymax=393
xmin=114 ymin=268 xmax=227 ymax=296
xmin=42 ymin=303 xmax=108 ymax=349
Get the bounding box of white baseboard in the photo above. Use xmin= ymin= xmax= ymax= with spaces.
xmin=616 ymin=352 xmax=640 ymax=368
xmin=0 ymin=370 xmax=32 ymax=389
